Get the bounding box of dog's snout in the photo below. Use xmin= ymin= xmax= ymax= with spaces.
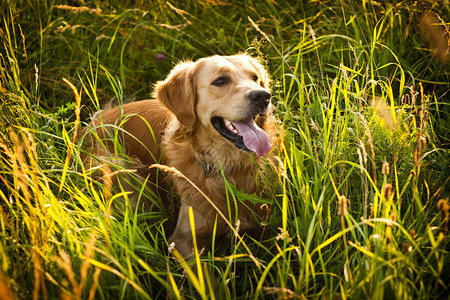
xmin=249 ymin=90 xmax=271 ymax=107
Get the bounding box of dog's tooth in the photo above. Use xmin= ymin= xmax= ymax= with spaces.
xmin=224 ymin=119 xmax=239 ymax=134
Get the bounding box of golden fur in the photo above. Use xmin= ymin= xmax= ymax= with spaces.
xmin=81 ymin=54 xmax=282 ymax=258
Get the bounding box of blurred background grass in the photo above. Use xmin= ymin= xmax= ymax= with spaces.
xmin=1 ymin=0 xmax=449 ymax=299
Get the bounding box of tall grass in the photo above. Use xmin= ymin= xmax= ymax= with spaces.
xmin=1 ymin=0 xmax=449 ymax=299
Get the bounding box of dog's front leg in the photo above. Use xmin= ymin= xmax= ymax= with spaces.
xmin=169 ymin=202 xmax=217 ymax=259
xmin=169 ymin=204 xmax=195 ymax=258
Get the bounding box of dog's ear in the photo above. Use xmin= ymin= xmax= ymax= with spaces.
xmin=154 ymin=61 xmax=197 ymax=127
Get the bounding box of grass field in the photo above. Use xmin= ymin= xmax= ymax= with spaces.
xmin=1 ymin=0 xmax=449 ymax=299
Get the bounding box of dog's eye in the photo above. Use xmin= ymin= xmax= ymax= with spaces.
xmin=252 ymin=75 xmax=259 ymax=82
xmin=212 ymin=77 xmax=228 ymax=87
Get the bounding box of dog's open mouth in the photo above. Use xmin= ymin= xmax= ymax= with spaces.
xmin=211 ymin=116 xmax=272 ymax=156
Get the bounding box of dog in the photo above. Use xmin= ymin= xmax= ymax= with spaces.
xmin=81 ymin=54 xmax=282 ymax=259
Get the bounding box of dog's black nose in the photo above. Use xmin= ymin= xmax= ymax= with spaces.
xmin=248 ymin=90 xmax=271 ymax=108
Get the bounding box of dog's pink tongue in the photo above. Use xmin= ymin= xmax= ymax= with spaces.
xmin=231 ymin=119 xmax=272 ymax=156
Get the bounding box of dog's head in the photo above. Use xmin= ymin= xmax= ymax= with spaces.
xmin=154 ymin=54 xmax=273 ymax=156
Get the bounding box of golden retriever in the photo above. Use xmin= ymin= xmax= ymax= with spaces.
xmin=81 ymin=54 xmax=282 ymax=259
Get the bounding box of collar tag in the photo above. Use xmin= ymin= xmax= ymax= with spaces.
xmin=201 ymin=161 xmax=212 ymax=175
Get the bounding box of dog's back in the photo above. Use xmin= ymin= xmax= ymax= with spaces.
xmin=92 ymin=100 xmax=172 ymax=164
xmin=79 ymin=100 xmax=174 ymax=205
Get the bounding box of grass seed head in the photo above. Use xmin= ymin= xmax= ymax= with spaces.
xmin=338 ymin=195 xmax=349 ymax=216
xmin=402 ymin=242 xmax=412 ymax=254
xmin=436 ymin=198 xmax=449 ymax=213
xmin=276 ymin=227 xmax=292 ymax=242
xmin=382 ymin=183 xmax=393 ymax=199
xmin=418 ymin=136 xmax=427 ymax=152
xmin=382 ymin=161 xmax=390 ymax=175
xmin=437 ymin=198 xmax=450 ymax=233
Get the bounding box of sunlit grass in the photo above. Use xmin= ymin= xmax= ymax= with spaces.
xmin=1 ymin=0 xmax=449 ymax=299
